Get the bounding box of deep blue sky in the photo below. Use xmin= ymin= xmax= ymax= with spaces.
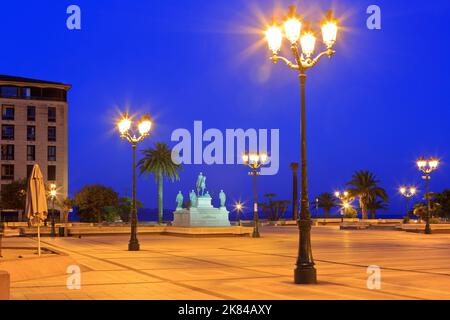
xmin=1 ymin=0 xmax=449 ymax=217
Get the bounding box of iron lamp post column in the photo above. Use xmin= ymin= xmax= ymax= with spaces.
xmin=294 ymin=69 xmax=317 ymax=284
xmin=50 ymin=197 xmax=56 ymax=238
xmin=424 ymin=173 xmax=431 ymax=235
xmin=129 ymin=142 xmax=140 ymax=251
xmin=49 ymin=184 xmax=57 ymax=238
xmin=252 ymin=168 xmax=260 ymax=238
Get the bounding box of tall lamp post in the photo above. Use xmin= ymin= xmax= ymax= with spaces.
xmin=49 ymin=184 xmax=57 ymax=237
xmin=417 ymin=158 xmax=439 ymax=234
xmin=118 ymin=112 xmax=152 ymax=251
xmin=399 ymin=186 xmax=416 ymax=218
xmin=242 ymin=153 xmax=268 ymax=238
xmin=264 ymin=6 xmax=338 ymax=284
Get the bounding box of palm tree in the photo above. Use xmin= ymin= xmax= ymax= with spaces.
xmin=366 ymin=198 xmax=388 ymax=219
xmin=345 ymin=170 xmax=388 ymax=219
xmin=316 ymin=192 xmax=338 ymax=218
xmin=138 ymin=143 xmax=183 ymax=224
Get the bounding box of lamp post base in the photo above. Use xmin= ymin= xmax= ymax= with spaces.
xmin=128 ymin=241 xmax=140 ymax=251
xmin=425 ymin=224 xmax=432 ymax=235
xmin=294 ymin=265 xmax=317 ymax=284
xmin=252 ymin=230 xmax=260 ymax=238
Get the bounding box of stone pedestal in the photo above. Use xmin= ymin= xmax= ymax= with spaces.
xmin=173 ymin=195 xmax=230 ymax=227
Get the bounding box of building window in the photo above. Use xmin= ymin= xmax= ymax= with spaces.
xmin=21 ymin=87 xmax=31 ymax=98
xmin=27 ymin=106 xmax=36 ymax=121
xmin=48 ymin=165 xmax=56 ymax=181
xmin=27 ymin=165 xmax=34 ymax=180
xmin=1 ymin=145 xmax=14 ymax=161
xmin=1 ymin=125 xmax=14 ymax=140
xmin=27 ymin=145 xmax=35 ymax=161
xmin=48 ymin=107 xmax=56 ymax=122
xmin=27 ymin=126 xmax=36 ymax=141
xmin=48 ymin=127 xmax=56 ymax=142
xmin=48 ymin=146 xmax=56 ymax=161
xmin=2 ymin=105 xmax=14 ymax=121
xmin=0 ymin=86 xmax=18 ymax=98
xmin=1 ymin=165 xmax=14 ymax=180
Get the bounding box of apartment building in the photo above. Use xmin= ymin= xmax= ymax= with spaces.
xmin=0 ymin=75 xmax=70 ymax=221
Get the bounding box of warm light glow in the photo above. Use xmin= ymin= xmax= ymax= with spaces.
xmin=234 ymin=202 xmax=244 ymax=212
xmin=265 ymin=25 xmax=283 ymax=54
xmin=50 ymin=184 xmax=57 ymax=198
xmin=284 ymin=18 xmax=302 ymax=44
xmin=343 ymin=191 xmax=349 ymax=197
xmin=138 ymin=115 xmax=152 ymax=136
xmin=410 ymin=187 xmax=417 ymax=195
xmin=249 ymin=154 xmax=260 ymax=163
xmin=300 ymin=32 xmax=316 ymax=57
xmin=260 ymin=153 xmax=268 ymax=163
xmin=343 ymin=202 xmax=350 ymax=209
xmin=429 ymin=159 xmax=439 ymax=169
xmin=242 ymin=154 xmax=249 ymax=163
xmin=321 ymin=22 xmax=338 ymax=48
xmin=335 ymin=191 xmax=340 ymax=198
xmin=118 ymin=114 xmax=132 ymax=135
xmin=417 ymin=159 xmax=427 ymax=169
xmin=399 ymin=187 xmax=406 ymax=195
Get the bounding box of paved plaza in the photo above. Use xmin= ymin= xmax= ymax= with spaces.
xmin=4 ymin=226 xmax=450 ymax=300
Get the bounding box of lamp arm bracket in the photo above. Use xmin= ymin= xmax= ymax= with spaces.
xmin=270 ymin=55 xmax=299 ymax=70
xmin=301 ymin=49 xmax=336 ymax=69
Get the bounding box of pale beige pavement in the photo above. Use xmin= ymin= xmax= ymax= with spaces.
xmin=4 ymin=226 xmax=450 ymax=300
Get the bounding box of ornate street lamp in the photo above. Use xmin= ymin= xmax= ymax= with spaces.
xmin=264 ymin=5 xmax=338 ymax=284
xmin=399 ymin=186 xmax=416 ymax=218
xmin=417 ymin=158 xmax=439 ymax=234
xmin=117 ymin=112 xmax=152 ymax=251
xmin=49 ymin=183 xmax=57 ymax=237
xmin=335 ymin=191 xmax=351 ymax=223
xmin=242 ymin=153 xmax=268 ymax=238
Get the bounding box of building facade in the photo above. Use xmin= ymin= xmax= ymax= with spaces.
xmin=0 ymin=75 xmax=70 ymax=221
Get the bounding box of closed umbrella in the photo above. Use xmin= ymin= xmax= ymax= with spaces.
xmin=25 ymin=165 xmax=48 ymax=256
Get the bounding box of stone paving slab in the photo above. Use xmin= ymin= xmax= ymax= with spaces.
xmin=4 ymin=226 xmax=450 ymax=300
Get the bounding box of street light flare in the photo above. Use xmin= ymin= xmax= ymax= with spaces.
xmin=321 ymin=10 xmax=338 ymax=48
xmin=265 ymin=25 xmax=283 ymax=54
xmin=284 ymin=18 xmax=302 ymax=44
xmin=118 ymin=114 xmax=132 ymax=135
xmin=138 ymin=115 xmax=152 ymax=136
xmin=260 ymin=153 xmax=268 ymax=163
xmin=417 ymin=159 xmax=427 ymax=169
xmin=429 ymin=159 xmax=439 ymax=169
xmin=300 ymin=32 xmax=316 ymax=57
xmin=250 ymin=154 xmax=260 ymax=163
